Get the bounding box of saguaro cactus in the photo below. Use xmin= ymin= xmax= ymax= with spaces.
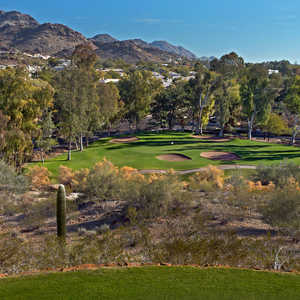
xmin=56 ymin=184 xmax=67 ymax=240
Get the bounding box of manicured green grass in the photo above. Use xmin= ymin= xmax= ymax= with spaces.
xmin=1 ymin=267 xmax=300 ymax=300
xmin=29 ymin=132 xmax=300 ymax=177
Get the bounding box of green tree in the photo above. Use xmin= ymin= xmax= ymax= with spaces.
xmin=97 ymin=82 xmax=122 ymax=135
xmin=215 ymin=79 xmax=240 ymax=137
xmin=55 ymin=44 xmax=100 ymax=159
xmin=210 ymin=52 xmax=244 ymax=77
xmin=152 ymin=80 xmax=188 ymax=129
xmin=262 ymin=113 xmax=289 ymax=140
xmin=240 ymin=65 xmax=279 ymax=140
xmin=119 ymin=70 xmax=162 ymax=132
xmin=188 ymin=71 xmax=220 ymax=135
xmin=0 ymin=68 xmax=53 ymax=167
xmin=285 ymin=75 xmax=300 ymax=144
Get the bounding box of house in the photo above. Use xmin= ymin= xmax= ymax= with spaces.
xmin=99 ymin=79 xmax=120 ymax=84
xmin=268 ymin=69 xmax=279 ymax=75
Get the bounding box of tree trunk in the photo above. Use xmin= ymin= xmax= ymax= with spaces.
xmin=219 ymin=126 xmax=224 ymax=137
xmin=248 ymin=125 xmax=252 ymax=140
xmin=75 ymin=139 xmax=79 ymax=151
xmin=248 ymin=113 xmax=255 ymax=140
xmin=67 ymin=140 xmax=72 ymax=161
xmin=291 ymin=129 xmax=297 ymax=145
xmin=195 ymin=115 xmax=200 ymax=135
xmin=200 ymin=122 xmax=204 ymax=135
xmin=80 ymin=133 xmax=84 ymax=152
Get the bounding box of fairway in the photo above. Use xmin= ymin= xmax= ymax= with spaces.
xmin=1 ymin=267 xmax=300 ymax=300
xmin=31 ymin=132 xmax=300 ymax=177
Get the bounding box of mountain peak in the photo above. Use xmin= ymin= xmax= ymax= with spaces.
xmin=0 ymin=10 xmax=39 ymax=28
xmin=89 ymin=34 xmax=118 ymax=45
xmin=150 ymin=40 xmax=196 ymax=60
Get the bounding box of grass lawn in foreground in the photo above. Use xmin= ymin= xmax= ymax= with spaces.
xmin=29 ymin=132 xmax=300 ymax=177
xmin=0 ymin=267 xmax=300 ymax=300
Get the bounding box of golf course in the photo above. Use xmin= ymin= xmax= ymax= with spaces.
xmin=32 ymin=132 xmax=300 ymax=177
xmin=1 ymin=267 xmax=300 ymax=300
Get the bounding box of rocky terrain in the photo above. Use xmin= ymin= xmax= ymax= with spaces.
xmin=0 ymin=10 xmax=198 ymax=62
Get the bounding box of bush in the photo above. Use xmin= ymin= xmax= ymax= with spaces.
xmin=255 ymin=161 xmax=300 ymax=188
xmin=84 ymin=159 xmax=123 ymax=201
xmin=58 ymin=166 xmax=89 ymax=192
xmin=0 ymin=161 xmax=27 ymax=194
xmin=188 ymin=165 xmax=224 ymax=191
xmin=27 ymin=166 xmax=51 ymax=189
xmin=259 ymin=189 xmax=300 ymax=233
xmin=130 ymin=171 xmax=185 ymax=219
xmin=0 ymin=161 xmax=28 ymax=214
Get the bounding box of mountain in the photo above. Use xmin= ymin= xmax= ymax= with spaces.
xmin=0 ymin=10 xmax=87 ymax=55
xmin=199 ymin=56 xmax=217 ymax=62
xmin=89 ymin=34 xmax=117 ymax=45
xmin=94 ymin=40 xmax=181 ymax=64
xmin=0 ymin=10 xmax=199 ymax=63
xmin=150 ymin=41 xmax=197 ymax=60
xmin=0 ymin=10 xmax=38 ymax=28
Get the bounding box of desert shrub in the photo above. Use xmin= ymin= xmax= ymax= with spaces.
xmin=27 ymin=165 xmax=51 ymax=189
xmin=74 ymin=168 xmax=89 ymax=191
xmin=133 ymin=173 xmax=185 ymax=219
xmin=188 ymin=165 xmax=224 ymax=191
xmin=0 ymin=233 xmax=24 ymax=273
xmin=79 ymin=160 xmax=186 ymax=219
xmin=58 ymin=166 xmax=89 ymax=192
xmin=255 ymin=161 xmax=300 ymax=188
xmin=84 ymin=159 xmax=123 ymax=201
xmin=21 ymin=197 xmax=57 ymax=227
xmin=0 ymin=161 xmax=28 ymax=214
xmin=123 ymin=171 xmax=186 ymax=220
xmin=259 ymin=189 xmax=300 ymax=233
xmin=58 ymin=165 xmax=76 ymax=188
xmin=0 ymin=161 xmax=27 ymax=194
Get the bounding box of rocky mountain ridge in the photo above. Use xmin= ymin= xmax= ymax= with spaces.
xmin=0 ymin=10 xmax=200 ymax=63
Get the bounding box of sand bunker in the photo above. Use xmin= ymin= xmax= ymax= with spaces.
xmin=191 ymin=135 xmax=232 ymax=142
xmin=110 ymin=137 xmax=139 ymax=143
xmin=156 ymin=154 xmax=192 ymax=162
xmin=200 ymin=151 xmax=240 ymax=161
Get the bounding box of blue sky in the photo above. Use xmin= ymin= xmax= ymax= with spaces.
xmin=1 ymin=0 xmax=300 ymax=62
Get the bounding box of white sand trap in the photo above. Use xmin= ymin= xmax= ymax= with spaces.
xmin=200 ymin=151 xmax=240 ymax=161
xmin=156 ymin=154 xmax=192 ymax=162
xmin=110 ymin=137 xmax=139 ymax=143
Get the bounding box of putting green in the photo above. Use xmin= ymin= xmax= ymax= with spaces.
xmin=29 ymin=132 xmax=300 ymax=177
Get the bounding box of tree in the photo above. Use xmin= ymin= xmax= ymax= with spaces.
xmin=215 ymin=79 xmax=240 ymax=137
xmin=54 ymin=44 xmax=100 ymax=159
xmin=240 ymin=65 xmax=279 ymax=140
xmin=152 ymin=80 xmax=188 ymax=129
xmin=285 ymin=75 xmax=300 ymax=144
xmin=97 ymin=82 xmax=122 ymax=135
xmin=71 ymin=43 xmax=99 ymax=151
xmin=119 ymin=70 xmax=162 ymax=132
xmin=54 ymin=68 xmax=80 ymax=161
xmin=0 ymin=68 xmax=53 ymax=167
xmin=262 ymin=113 xmax=289 ymax=140
xmin=36 ymin=110 xmax=56 ymax=163
xmin=210 ymin=52 xmax=244 ymax=77
xmin=188 ymin=71 xmax=220 ymax=135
